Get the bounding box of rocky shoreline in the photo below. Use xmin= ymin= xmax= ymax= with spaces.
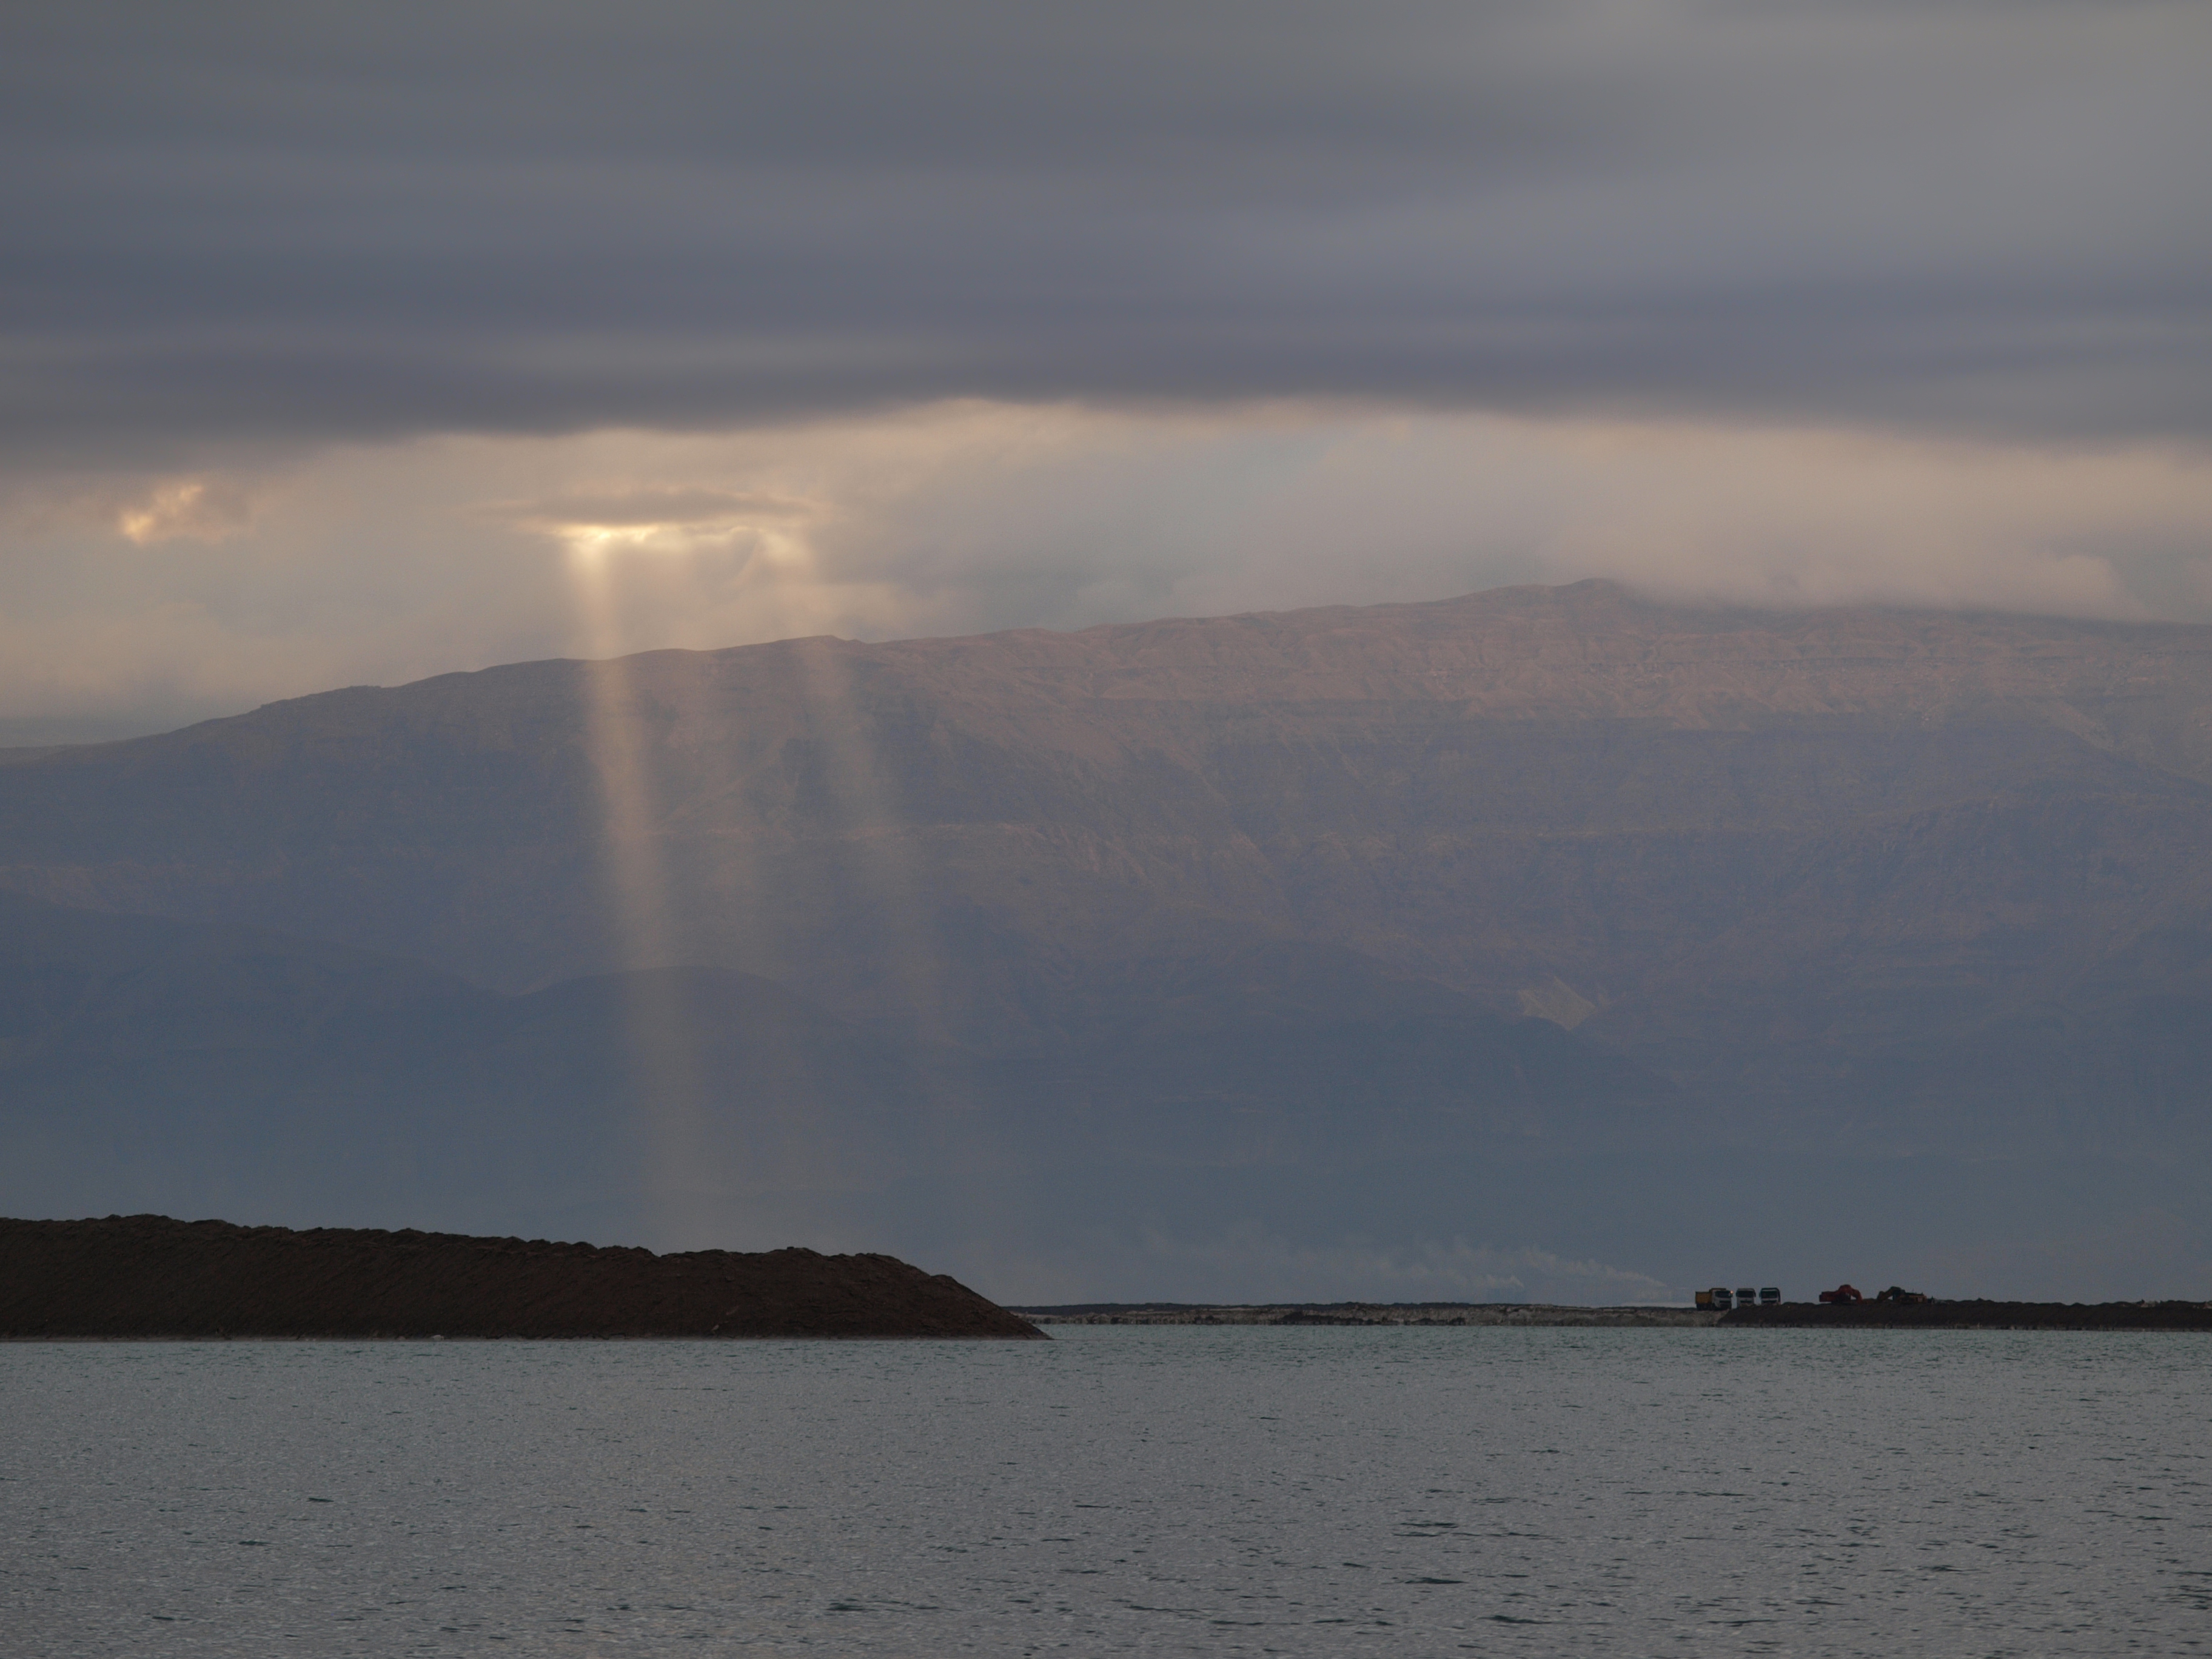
xmin=1013 ymin=1302 xmax=1721 ymax=1327
xmin=1017 ymin=1300 xmax=2212 ymax=1330
xmin=1721 ymin=1299 xmax=2212 ymax=1330
xmin=0 ymin=1216 xmax=1045 ymax=1339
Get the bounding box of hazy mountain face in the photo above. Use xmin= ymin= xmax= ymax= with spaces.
xmin=4 ymin=581 xmax=2209 ymax=1299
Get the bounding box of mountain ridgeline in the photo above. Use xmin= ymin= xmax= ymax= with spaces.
xmin=4 ymin=581 xmax=2208 ymax=1301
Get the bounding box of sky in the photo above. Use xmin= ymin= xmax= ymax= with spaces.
xmin=5 ymin=0 xmax=2210 ymax=743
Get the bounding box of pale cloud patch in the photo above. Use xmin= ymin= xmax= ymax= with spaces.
xmin=114 ymin=478 xmax=253 ymax=546
xmin=1 ymin=401 xmax=2208 ymax=745
xmin=499 ymin=486 xmax=813 ymax=530
xmin=487 ymin=484 xmax=816 ymax=557
xmin=484 ymin=484 xmax=826 ymax=657
xmin=1526 ymin=422 xmax=2194 ymax=620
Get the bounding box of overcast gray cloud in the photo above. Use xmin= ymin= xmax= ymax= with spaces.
xmin=7 ymin=0 xmax=2209 ymax=464
xmin=5 ymin=1 xmax=2210 ymax=744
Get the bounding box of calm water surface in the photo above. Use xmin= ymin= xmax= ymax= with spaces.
xmin=5 ymin=1326 xmax=2208 ymax=1655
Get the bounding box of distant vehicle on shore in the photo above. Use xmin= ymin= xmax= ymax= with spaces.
xmin=1696 ymin=1286 xmax=1781 ymax=1309
xmin=1815 ymin=1284 xmax=1930 ymax=1305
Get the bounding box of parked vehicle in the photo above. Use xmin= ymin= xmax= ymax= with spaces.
xmin=1697 ymin=1285 xmax=1784 ymax=1309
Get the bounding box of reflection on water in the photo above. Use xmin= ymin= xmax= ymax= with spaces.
xmin=8 ymin=1327 xmax=2209 ymax=1655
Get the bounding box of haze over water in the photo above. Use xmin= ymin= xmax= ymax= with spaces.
xmin=10 ymin=1327 xmax=2208 ymax=1655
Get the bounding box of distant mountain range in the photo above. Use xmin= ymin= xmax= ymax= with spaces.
xmin=4 ymin=580 xmax=2208 ymax=1301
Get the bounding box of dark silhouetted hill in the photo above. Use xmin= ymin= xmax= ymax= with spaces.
xmin=0 ymin=1215 xmax=1042 ymax=1338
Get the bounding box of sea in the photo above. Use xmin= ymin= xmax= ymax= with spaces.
xmin=5 ymin=1325 xmax=2207 ymax=1656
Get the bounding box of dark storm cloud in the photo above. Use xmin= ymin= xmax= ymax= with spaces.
xmin=5 ymin=0 xmax=2208 ymax=460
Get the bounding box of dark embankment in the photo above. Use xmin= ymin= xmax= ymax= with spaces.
xmin=1722 ymin=1300 xmax=2212 ymax=1330
xmin=0 ymin=1215 xmax=1045 ymax=1338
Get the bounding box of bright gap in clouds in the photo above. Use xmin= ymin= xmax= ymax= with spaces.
xmin=2 ymin=401 xmax=2210 ymax=745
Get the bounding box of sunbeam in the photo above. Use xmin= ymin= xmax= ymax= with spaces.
xmin=562 ymin=531 xmax=725 ymax=1245
xmin=779 ymin=635 xmax=957 ymax=1046
xmin=555 ymin=509 xmax=931 ymax=1250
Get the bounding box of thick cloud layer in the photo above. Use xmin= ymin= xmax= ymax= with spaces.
xmin=9 ymin=0 xmax=2210 ymax=462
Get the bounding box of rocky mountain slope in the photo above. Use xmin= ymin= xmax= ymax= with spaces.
xmin=3 ymin=581 xmax=2208 ymax=1298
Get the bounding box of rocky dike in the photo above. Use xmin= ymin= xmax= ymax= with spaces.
xmin=0 ymin=1215 xmax=1045 ymax=1339
xmin=1721 ymin=1299 xmax=2212 ymax=1330
xmin=1015 ymin=1303 xmax=1720 ymax=1326
xmin=1019 ymin=1301 xmax=2212 ymax=1330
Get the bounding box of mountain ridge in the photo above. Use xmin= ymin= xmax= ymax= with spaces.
xmin=3 ymin=581 xmax=2208 ymax=1298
